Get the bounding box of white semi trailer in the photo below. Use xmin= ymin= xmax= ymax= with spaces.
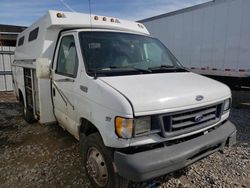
xmin=140 ymin=0 xmax=250 ymax=88
xmin=12 ymin=10 xmax=236 ymax=188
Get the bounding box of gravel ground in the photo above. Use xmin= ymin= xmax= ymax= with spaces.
xmin=0 ymin=91 xmax=249 ymax=188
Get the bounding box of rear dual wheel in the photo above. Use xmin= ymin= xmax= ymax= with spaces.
xmin=80 ymin=133 xmax=129 ymax=188
xmin=20 ymin=97 xmax=34 ymax=123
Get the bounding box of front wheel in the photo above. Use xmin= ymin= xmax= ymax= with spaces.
xmin=80 ymin=133 xmax=129 ymax=188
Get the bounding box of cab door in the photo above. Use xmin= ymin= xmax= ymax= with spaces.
xmin=51 ymin=33 xmax=79 ymax=135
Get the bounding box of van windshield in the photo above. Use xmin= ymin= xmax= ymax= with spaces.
xmin=79 ymin=31 xmax=186 ymax=76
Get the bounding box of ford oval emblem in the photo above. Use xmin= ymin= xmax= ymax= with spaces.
xmin=196 ymin=95 xmax=204 ymax=101
xmin=194 ymin=115 xmax=203 ymax=122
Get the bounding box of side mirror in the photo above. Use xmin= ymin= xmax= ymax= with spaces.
xmin=36 ymin=58 xmax=51 ymax=79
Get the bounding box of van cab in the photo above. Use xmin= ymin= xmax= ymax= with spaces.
xmin=12 ymin=11 xmax=236 ymax=188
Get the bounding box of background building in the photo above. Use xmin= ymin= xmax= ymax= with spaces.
xmin=0 ymin=24 xmax=26 ymax=91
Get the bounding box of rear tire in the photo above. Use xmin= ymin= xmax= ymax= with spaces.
xmin=80 ymin=132 xmax=129 ymax=188
xmin=20 ymin=97 xmax=34 ymax=123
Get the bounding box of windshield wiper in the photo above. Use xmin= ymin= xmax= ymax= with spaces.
xmin=108 ymin=65 xmax=152 ymax=73
xmin=149 ymin=65 xmax=186 ymax=71
xmin=149 ymin=65 xmax=175 ymax=69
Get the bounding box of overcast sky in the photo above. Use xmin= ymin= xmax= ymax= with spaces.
xmin=0 ymin=0 xmax=210 ymax=26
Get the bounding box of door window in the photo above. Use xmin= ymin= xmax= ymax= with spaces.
xmin=56 ymin=35 xmax=78 ymax=77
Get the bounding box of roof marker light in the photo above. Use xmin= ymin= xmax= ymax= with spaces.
xmin=57 ymin=13 xmax=65 ymax=18
xmin=103 ymin=17 xmax=107 ymax=21
xmin=94 ymin=16 xmax=99 ymax=20
xmin=111 ymin=18 xmax=115 ymax=22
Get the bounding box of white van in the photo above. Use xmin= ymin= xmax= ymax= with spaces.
xmin=12 ymin=10 xmax=236 ymax=188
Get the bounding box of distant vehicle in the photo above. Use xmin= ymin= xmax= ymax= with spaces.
xmin=12 ymin=10 xmax=236 ymax=188
xmin=140 ymin=0 xmax=250 ymax=88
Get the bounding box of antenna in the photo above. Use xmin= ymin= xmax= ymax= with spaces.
xmin=88 ymin=0 xmax=93 ymax=29
xmin=59 ymin=0 xmax=75 ymax=12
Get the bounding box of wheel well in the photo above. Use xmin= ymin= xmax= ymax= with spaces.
xmin=80 ymin=118 xmax=99 ymax=136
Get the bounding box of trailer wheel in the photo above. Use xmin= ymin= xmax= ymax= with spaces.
xmin=80 ymin=132 xmax=129 ymax=188
xmin=20 ymin=97 xmax=34 ymax=123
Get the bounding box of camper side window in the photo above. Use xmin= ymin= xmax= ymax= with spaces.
xmin=18 ymin=36 xmax=25 ymax=46
xmin=28 ymin=27 xmax=39 ymax=42
xmin=56 ymin=35 xmax=78 ymax=77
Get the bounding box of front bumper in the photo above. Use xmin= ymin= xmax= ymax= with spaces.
xmin=114 ymin=120 xmax=236 ymax=182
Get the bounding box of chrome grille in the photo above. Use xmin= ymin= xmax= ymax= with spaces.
xmin=171 ymin=106 xmax=219 ymax=131
xmin=156 ymin=103 xmax=223 ymax=138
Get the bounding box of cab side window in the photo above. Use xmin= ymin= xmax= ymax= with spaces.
xmin=56 ymin=35 xmax=78 ymax=77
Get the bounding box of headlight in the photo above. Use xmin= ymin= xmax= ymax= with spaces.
xmin=134 ymin=116 xmax=151 ymax=136
xmin=223 ymin=98 xmax=231 ymax=112
xmin=115 ymin=117 xmax=133 ymax=138
xmin=115 ymin=116 xmax=152 ymax=138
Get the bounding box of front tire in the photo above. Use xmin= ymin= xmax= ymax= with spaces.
xmin=80 ymin=133 xmax=129 ymax=188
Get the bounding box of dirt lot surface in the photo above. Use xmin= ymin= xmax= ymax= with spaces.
xmin=0 ymin=91 xmax=249 ymax=188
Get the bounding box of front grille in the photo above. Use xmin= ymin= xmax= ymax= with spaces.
xmin=154 ymin=103 xmax=223 ymax=139
xmin=171 ymin=105 xmax=220 ymax=131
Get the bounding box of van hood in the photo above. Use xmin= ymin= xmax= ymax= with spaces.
xmin=99 ymin=72 xmax=231 ymax=116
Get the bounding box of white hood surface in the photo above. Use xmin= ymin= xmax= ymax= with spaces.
xmin=100 ymin=72 xmax=231 ymax=116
